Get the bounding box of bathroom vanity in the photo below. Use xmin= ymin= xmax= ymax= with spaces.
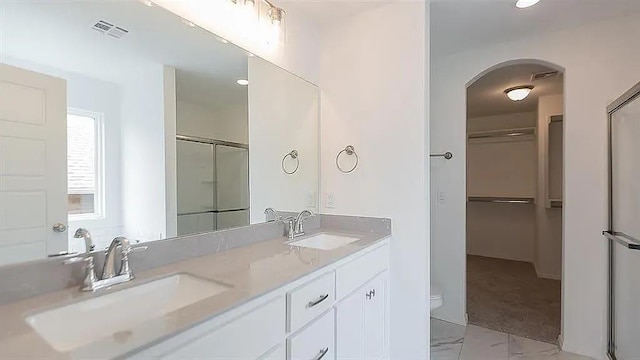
xmin=0 ymin=216 xmax=391 ymax=359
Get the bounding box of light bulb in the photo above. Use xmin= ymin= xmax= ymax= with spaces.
xmin=516 ymin=0 xmax=541 ymax=9
xmin=505 ymin=86 xmax=534 ymax=101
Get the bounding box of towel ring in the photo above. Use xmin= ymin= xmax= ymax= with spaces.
xmin=282 ymin=150 xmax=299 ymax=175
xmin=336 ymin=145 xmax=359 ymax=173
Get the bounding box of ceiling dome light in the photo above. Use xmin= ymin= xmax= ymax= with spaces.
xmin=516 ymin=0 xmax=541 ymax=8
xmin=505 ymin=86 xmax=534 ymax=101
xmin=237 ymin=79 xmax=249 ymax=86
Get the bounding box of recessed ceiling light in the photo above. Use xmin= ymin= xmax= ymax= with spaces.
xmin=140 ymin=0 xmax=154 ymax=6
xmin=237 ymin=79 xmax=249 ymax=86
xmin=516 ymin=0 xmax=541 ymax=9
xmin=505 ymin=86 xmax=534 ymax=101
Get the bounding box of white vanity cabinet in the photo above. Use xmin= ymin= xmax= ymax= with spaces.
xmin=336 ymin=271 xmax=387 ymax=360
xmin=129 ymin=242 xmax=389 ymax=360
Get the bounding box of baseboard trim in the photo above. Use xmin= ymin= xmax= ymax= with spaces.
xmin=534 ymin=262 xmax=562 ymax=280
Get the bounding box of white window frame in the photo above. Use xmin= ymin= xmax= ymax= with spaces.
xmin=67 ymin=108 xmax=105 ymax=221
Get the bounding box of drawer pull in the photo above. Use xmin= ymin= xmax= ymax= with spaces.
xmin=311 ymin=347 xmax=329 ymax=360
xmin=307 ymin=294 xmax=330 ymax=308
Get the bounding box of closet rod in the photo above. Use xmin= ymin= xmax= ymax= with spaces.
xmin=468 ymin=196 xmax=534 ymax=204
xmin=468 ymin=127 xmax=535 ymax=140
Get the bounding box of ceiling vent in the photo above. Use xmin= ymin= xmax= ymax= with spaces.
xmin=530 ymin=70 xmax=559 ymax=82
xmin=91 ymin=20 xmax=129 ymax=39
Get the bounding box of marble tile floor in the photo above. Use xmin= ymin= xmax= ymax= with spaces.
xmin=431 ymin=319 xmax=595 ymax=360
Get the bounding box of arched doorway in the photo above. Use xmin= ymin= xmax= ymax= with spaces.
xmin=465 ymin=59 xmax=565 ymax=344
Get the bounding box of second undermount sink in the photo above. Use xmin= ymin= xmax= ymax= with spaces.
xmin=26 ymin=273 xmax=231 ymax=352
xmin=289 ymin=233 xmax=361 ymax=251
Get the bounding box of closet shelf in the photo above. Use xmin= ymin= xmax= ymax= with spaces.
xmin=468 ymin=127 xmax=536 ymax=141
xmin=549 ymin=199 xmax=563 ymax=208
xmin=468 ymin=196 xmax=535 ymax=204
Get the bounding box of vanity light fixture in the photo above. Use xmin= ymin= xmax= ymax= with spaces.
xmin=505 ymin=85 xmax=534 ymax=101
xmin=516 ymin=0 xmax=541 ymax=8
xmin=268 ymin=6 xmax=285 ymax=25
xmin=237 ymin=79 xmax=249 ymax=85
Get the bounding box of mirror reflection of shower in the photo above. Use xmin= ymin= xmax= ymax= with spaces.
xmin=175 ymin=69 xmax=250 ymax=235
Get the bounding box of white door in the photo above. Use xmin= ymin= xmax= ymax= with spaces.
xmin=0 ymin=63 xmax=68 ymax=264
xmin=362 ymin=272 xmax=387 ymax=360
xmin=336 ymin=286 xmax=364 ymax=359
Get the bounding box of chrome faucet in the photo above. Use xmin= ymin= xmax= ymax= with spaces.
xmin=295 ymin=210 xmax=313 ymax=234
xmin=64 ymin=236 xmax=146 ymax=292
xmin=284 ymin=210 xmax=314 ymax=240
xmin=73 ymin=228 xmax=95 ymax=252
xmin=264 ymin=207 xmax=280 ymax=222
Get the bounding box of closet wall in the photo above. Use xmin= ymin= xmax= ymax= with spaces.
xmin=535 ymin=94 xmax=564 ymax=279
xmin=466 ymin=112 xmax=537 ymax=262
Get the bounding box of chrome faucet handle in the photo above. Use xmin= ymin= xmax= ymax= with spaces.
xmin=281 ymin=216 xmax=296 ymax=240
xmin=64 ymin=256 xmax=99 ymax=292
xmin=118 ymin=241 xmax=148 ymax=278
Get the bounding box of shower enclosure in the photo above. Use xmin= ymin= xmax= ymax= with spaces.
xmin=176 ymin=136 xmax=249 ymax=235
xmin=605 ymin=81 xmax=640 ymax=360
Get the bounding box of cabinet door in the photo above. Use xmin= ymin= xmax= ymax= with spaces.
xmin=335 ymin=289 xmax=364 ymax=359
xmin=362 ymin=273 xmax=387 ymax=360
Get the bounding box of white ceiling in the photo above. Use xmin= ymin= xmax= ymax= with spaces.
xmin=1 ymin=1 xmax=249 ymax=108
xmin=432 ymin=0 xmax=640 ymax=57
xmin=467 ymin=63 xmax=563 ymax=118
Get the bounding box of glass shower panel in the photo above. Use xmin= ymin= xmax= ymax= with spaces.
xmin=610 ymin=92 xmax=640 ymax=359
xmin=215 ymin=145 xmax=249 ymax=211
xmin=176 ymin=140 xmax=215 ymax=216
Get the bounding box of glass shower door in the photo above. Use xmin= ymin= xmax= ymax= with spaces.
xmin=176 ymin=140 xmax=215 ymax=235
xmin=215 ymin=144 xmax=249 ymax=229
xmin=607 ymin=83 xmax=640 ymax=360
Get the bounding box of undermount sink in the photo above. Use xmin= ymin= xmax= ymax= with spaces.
xmin=289 ymin=233 xmax=361 ymax=250
xmin=26 ymin=273 xmax=231 ymax=352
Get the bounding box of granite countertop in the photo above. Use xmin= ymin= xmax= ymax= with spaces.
xmin=0 ymin=227 xmax=390 ymax=359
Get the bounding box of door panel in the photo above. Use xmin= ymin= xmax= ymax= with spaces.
xmin=609 ymin=89 xmax=640 ymax=359
xmin=363 ymin=273 xmax=386 ymax=360
xmin=215 ymin=144 xmax=249 ymax=211
xmin=176 ymin=140 xmax=214 ymax=215
xmin=0 ymin=63 xmax=67 ymax=263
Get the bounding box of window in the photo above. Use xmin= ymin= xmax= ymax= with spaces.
xmin=67 ymin=109 xmax=104 ymax=219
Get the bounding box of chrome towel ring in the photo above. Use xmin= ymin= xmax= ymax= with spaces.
xmin=282 ymin=150 xmax=299 ymax=175
xmin=336 ymin=145 xmax=359 ymax=173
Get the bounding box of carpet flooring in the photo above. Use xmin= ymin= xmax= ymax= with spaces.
xmin=466 ymin=255 xmax=561 ymax=344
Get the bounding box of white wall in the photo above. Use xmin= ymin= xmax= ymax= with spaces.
xmin=431 ymin=13 xmax=640 ymax=358
xmin=536 ymin=94 xmax=564 ymax=279
xmin=120 ymin=64 xmax=168 ymax=241
xmin=2 ymin=56 xmax=124 ymax=251
xmin=319 ymin=3 xmax=429 ymax=358
xmin=176 ymin=99 xmax=248 ymax=144
xmin=248 ymin=57 xmax=319 ymax=223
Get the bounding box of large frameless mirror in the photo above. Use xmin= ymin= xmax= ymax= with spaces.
xmin=0 ymin=1 xmax=319 ymax=266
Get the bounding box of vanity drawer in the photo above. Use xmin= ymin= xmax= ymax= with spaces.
xmin=288 ymin=309 xmax=335 ymax=360
xmin=287 ymin=271 xmax=335 ymax=332
xmin=336 ymin=244 xmax=388 ymax=299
